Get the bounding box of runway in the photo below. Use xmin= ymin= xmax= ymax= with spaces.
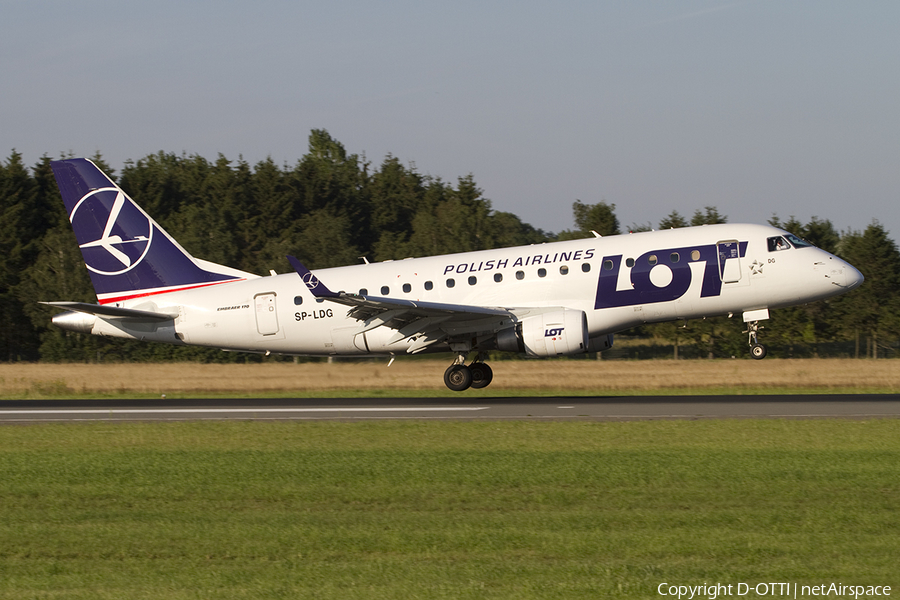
xmin=1 ymin=394 xmax=900 ymax=423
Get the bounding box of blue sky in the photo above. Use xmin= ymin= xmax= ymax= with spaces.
xmin=3 ymin=1 xmax=899 ymax=237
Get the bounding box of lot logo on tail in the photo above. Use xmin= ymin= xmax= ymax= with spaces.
xmin=70 ymin=188 xmax=152 ymax=275
xmin=302 ymin=272 xmax=320 ymax=290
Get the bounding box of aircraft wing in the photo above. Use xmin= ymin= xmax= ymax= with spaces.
xmin=40 ymin=301 xmax=178 ymax=321
xmin=287 ymin=256 xmax=516 ymax=353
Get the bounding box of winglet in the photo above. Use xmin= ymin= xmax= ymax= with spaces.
xmin=287 ymin=256 xmax=341 ymax=299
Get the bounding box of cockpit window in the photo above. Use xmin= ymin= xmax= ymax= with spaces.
xmin=784 ymin=233 xmax=814 ymax=248
xmin=767 ymin=236 xmax=791 ymax=252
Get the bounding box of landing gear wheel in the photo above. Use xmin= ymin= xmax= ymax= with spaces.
xmin=744 ymin=320 xmax=768 ymax=360
xmin=444 ymin=364 xmax=473 ymax=391
xmin=469 ymin=363 xmax=493 ymax=389
xmin=750 ymin=343 xmax=768 ymax=360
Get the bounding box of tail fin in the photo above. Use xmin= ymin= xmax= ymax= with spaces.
xmin=51 ymin=158 xmax=256 ymax=305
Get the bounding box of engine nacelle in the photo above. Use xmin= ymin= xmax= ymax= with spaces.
xmin=497 ymin=309 xmax=589 ymax=358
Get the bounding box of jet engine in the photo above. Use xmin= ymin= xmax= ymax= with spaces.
xmin=496 ymin=309 xmax=589 ymax=357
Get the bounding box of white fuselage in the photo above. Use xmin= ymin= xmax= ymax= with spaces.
xmin=88 ymin=223 xmax=861 ymax=356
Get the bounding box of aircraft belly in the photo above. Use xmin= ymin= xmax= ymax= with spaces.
xmin=329 ymin=325 xmax=369 ymax=354
xmin=179 ymin=306 xmax=245 ymax=349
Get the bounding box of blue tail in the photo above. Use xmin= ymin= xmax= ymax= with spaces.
xmin=51 ymin=158 xmax=254 ymax=304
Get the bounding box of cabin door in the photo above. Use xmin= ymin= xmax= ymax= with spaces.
xmin=254 ymin=292 xmax=280 ymax=336
xmin=717 ymin=241 xmax=742 ymax=284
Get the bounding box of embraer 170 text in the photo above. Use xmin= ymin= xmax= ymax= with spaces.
xmin=44 ymin=159 xmax=864 ymax=390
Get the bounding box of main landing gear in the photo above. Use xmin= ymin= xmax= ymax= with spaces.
xmin=744 ymin=320 xmax=767 ymax=360
xmin=443 ymin=353 xmax=493 ymax=391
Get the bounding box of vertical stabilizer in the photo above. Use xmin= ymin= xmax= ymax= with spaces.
xmin=51 ymin=158 xmax=254 ymax=304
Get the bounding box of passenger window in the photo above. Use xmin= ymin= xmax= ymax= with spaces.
xmin=468 ymin=276 xmax=477 ymax=286
xmin=293 ymin=296 xmax=303 ymax=305
xmin=648 ymin=255 xmax=658 ymax=266
xmin=626 ymin=258 xmax=635 ymax=268
xmin=582 ymin=263 xmax=591 ymax=273
xmin=494 ymin=273 xmax=503 ymax=283
xmin=691 ymin=250 xmax=700 ymax=261
xmin=537 ymin=268 xmax=547 ymax=278
xmin=559 ymin=265 xmax=569 ymax=275
xmin=670 ymin=252 xmax=680 ymax=263
xmin=402 ymin=283 xmax=411 ymax=293
xmin=516 ymin=271 xmax=525 ymax=280
xmin=768 ymin=236 xmax=790 ymax=252
xmin=446 ymin=278 xmax=455 ymax=288
xmin=359 ymin=288 xmax=368 ymax=296
xmin=424 ymin=281 xmax=433 ymax=291
xmin=381 ymin=286 xmax=390 ymax=295
xmin=602 ymin=260 xmax=614 ymax=271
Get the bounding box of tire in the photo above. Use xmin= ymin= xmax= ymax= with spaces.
xmin=443 ymin=364 xmax=473 ymax=391
xmin=750 ymin=343 xmax=767 ymax=360
xmin=469 ymin=363 xmax=493 ymax=389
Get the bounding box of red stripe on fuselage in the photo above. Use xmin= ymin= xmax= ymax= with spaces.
xmin=97 ymin=279 xmax=245 ymax=305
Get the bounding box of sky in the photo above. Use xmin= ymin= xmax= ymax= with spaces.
xmin=3 ymin=0 xmax=899 ymax=238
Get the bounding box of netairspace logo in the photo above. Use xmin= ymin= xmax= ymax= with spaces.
xmin=657 ymin=582 xmax=891 ymax=600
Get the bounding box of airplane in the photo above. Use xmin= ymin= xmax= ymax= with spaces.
xmin=44 ymin=158 xmax=864 ymax=391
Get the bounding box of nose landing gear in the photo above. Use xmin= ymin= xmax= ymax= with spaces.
xmin=744 ymin=320 xmax=767 ymax=360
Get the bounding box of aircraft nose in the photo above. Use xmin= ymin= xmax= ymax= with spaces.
xmin=843 ymin=262 xmax=864 ymax=290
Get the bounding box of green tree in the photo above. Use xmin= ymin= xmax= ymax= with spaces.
xmin=291 ymin=130 xmax=370 ymax=253
xmin=245 ymin=157 xmax=301 ymax=275
xmin=0 ymin=151 xmax=41 ymax=359
xmin=627 ymin=222 xmax=653 ymax=233
xmin=573 ymin=200 xmax=620 ymax=236
xmin=369 ymin=156 xmax=423 ymax=235
xmin=659 ymin=210 xmax=688 ymax=229
xmin=368 ymin=156 xmax=426 ymax=261
xmin=292 ymin=208 xmax=361 ymax=269
xmin=558 ymin=200 xmax=620 ymax=240
xmin=398 ymin=178 xmax=453 ymax=257
xmin=802 ymin=217 xmax=840 ymax=254
xmin=485 ymin=211 xmax=549 ymax=249
xmin=119 ymin=151 xmax=192 ymax=219
xmin=406 ymin=175 xmax=495 ymax=256
xmin=833 ymin=223 xmax=900 ymax=358
xmin=22 ymin=223 xmax=104 ymax=362
xmin=690 ymin=206 xmax=727 ymax=226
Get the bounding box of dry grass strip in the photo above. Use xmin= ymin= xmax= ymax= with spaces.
xmin=1 ymin=358 xmax=898 ymax=397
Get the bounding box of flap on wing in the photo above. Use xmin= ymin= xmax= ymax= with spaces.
xmin=286 ymin=255 xmax=512 ymax=327
xmin=289 ymin=255 xmax=509 ymax=316
xmin=40 ymin=301 xmax=178 ymax=321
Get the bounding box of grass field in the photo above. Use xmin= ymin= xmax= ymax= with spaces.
xmin=0 ymin=419 xmax=898 ymax=599
xmin=2 ymin=358 xmax=900 ymax=398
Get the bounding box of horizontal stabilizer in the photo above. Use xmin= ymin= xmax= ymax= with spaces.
xmin=40 ymin=301 xmax=177 ymax=321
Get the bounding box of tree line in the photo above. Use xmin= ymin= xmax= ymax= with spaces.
xmin=1 ymin=129 xmax=897 ymax=362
